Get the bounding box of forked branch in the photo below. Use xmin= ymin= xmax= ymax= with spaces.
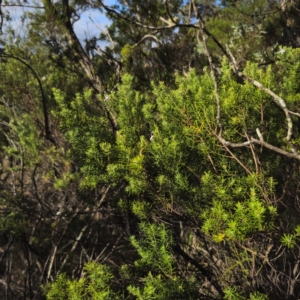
xmin=191 ymin=0 xmax=300 ymax=160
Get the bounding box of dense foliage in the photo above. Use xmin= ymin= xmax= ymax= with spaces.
xmin=1 ymin=0 xmax=300 ymax=299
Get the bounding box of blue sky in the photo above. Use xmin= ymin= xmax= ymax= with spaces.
xmin=73 ymin=0 xmax=116 ymax=42
xmin=73 ymin=8 xmax=110 ymax=42
xmin=1 ymin=0 xmax=116 ymax=46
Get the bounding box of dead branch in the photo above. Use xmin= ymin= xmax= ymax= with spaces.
xmin=134 ymin=32 xmax=162 ymax=48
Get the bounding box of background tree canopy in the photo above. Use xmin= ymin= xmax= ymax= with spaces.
xmin=0 ymin=0 xmax=300 ymax=299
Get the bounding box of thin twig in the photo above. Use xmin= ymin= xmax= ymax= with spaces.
xmin=245 ymin=131 xmax=259 ymax=174
xmin=164 ymin=0 xmax=177 ymax=25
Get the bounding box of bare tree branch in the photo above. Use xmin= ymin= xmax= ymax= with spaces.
xmin=134 ymin=32 xmax=162 ymax=48
xmin=164 ymin=0 xmax=177 ymax=25
xmin=189 ymin=0 xmax=300 ymax=160
xmin=1 ymin=4 xmax=44 ymax=9
xmin=0 ymin=53 xmax=54 ymax=144
xmin=99 ymin=0 xmax=198 ymax=31
xmin=218 ymin=131 xmax=300 ymax=159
